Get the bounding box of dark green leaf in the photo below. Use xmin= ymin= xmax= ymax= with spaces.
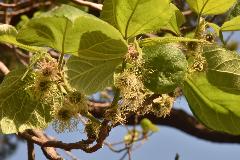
xmin=228 ymin=1 xmax=240 ymax=19
xmin=203 ymin=45 xmax=240 ymax=93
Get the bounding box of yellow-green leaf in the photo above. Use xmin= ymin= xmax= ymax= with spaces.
xmin=186 ymin=0 xmax=237 ymax=15
xmin=221 ymin=15 xmax=240 ymax=31
xmin=0 ymin=69 xmax=53 ymax=134
xmin=100 ymin=0 xmax=172 ymax=39
xmin=183 ymin=73 xmax=240 ymax=135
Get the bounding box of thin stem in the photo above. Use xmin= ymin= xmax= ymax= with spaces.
xmin=195 ymin=0 xmax=209 ymax=37
xmin=111 ymin=88 xmax=121 ymax=110
xmin=85 ymin=112 xmax=101 ymax=125
xmin=111 ymin=60 xmax=127 ymax=110
xmin=0 ymin=61 xmax=10 ymax=75
xmin=58 ymin=21 xmax=69 ymax=69
xmin=27 ymin=140 xmax=35 ymax=160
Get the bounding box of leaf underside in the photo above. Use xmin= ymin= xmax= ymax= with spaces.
xmin=184 ymin=73 xmax=240 ymax=135
xmin=204 ymin=45 xmax=240 ymax=94
xmin=0 ymin=69 xmax=52 ymax=134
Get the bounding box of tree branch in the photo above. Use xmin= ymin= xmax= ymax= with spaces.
xmin=31 ymin=130 xmax=63 ymax=160
xmin=0 ymin=61 xmax=10 ymax=75
xmin=71 ymin=0 xmax=103 ymax=10
xmin=89 ymin=101 xmax=240 ymax=144
xmin=27 ymin=140 xmax=35 ymax=160
xmin=18 ymin=120 xmax=111 ymax=154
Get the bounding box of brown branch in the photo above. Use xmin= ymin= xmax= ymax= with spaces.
xmin=18 ymin=120 xmax=111 ymax=154
xmin=71 ymin=0 xmax=103 ymax=10
xmin=31 ymin=130 xmax=62 ymax=160
xmin=89 ymin=101 xmax=240 ymax=144
xmin=27 ymin=140 xmax=35 ymax=160
xmin=0 ymin=61 xmax=10 ymax=75
xmin=0 ymin=1 xmax=32 ymax=7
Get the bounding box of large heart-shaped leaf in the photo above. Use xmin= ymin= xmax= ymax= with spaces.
xmin=203 ymin=45 xmax=240 ymax=93
xmin=0 ymin=69 xmax=53 ymax=134
xmin=100 ymin=0 xmax=172 ymax=39
xmin=66 ymin=31 xmax=127 ymax=94
xmin=17 ymin=5 xmax=126 ymax=56
xmin=183 ymin=73 xmax=240 ymax=135
xmin=186 ymin=0 xmax=236 ymax=15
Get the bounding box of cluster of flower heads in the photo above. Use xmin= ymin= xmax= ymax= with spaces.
xmin=112 ymin=43 xmax=175 ymax=125
xmin=52 ymin=91 xmax=88 ymax=133
xmin=25 ymin=56 xmax=89 ymax=133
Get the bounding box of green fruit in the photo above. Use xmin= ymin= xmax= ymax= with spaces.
xmin=142 ymin=43 xmax=188 ymax=94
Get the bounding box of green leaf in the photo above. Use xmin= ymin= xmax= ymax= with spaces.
xmin=0 ymin=69 xmax=52 ymax=134
xmin=183 ymin=73 xmax=240 ymax=135
xmin=17 ymin=5 xmax=125 ymax=56
xmin=139 ymin=37 xmax=209 ymax=47
xmin=0 ymin=24 xmax=45 ymax=53
xmin=221 ymin=15 xmax=240 ymax=31
xmin=140 ymin=118 xmax=159 ymax=134
xmin=186 ymin=0 xmax=237 ymax=15
xmin=142 ymin=43 xmax=188 ymax=94
xmin=203 ymin=45 xmax=240 ymax=93
xmin=161 ymin=4 xmax=185 ymax=35
xmin=66 ymin=31 xmax=127 ymax=94
xmin=100 ymin=0 xmax=172 ymax=39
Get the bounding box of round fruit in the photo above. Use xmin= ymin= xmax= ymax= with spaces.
xmin=142 ymin=43 xmax=188 ymax=94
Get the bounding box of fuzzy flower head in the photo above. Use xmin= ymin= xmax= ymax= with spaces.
xmin=52 ymin=103 xmax=80 ymax=133
xmin=115 ymin=69 xmax=149 ymax=115
xmin=36 ymin=58 xmax=60 ymax=80
xmin=151 ymin=94 xmax=174 ymax=117
xmin=66 ymin=91 xmax=88 ymax=115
